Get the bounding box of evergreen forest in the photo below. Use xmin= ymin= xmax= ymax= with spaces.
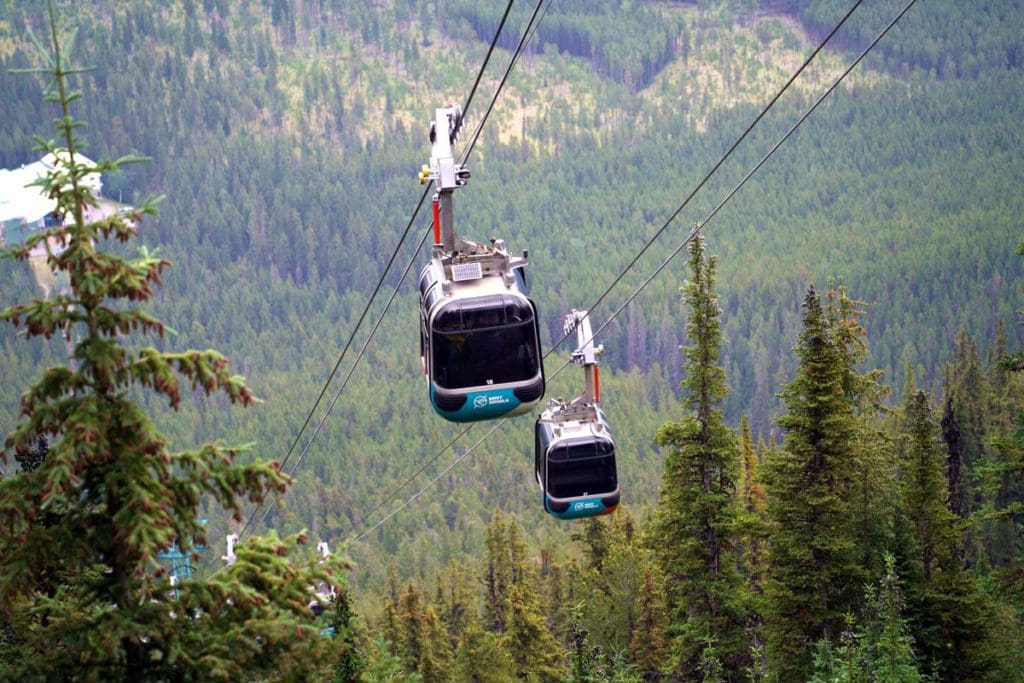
xmin=1 ymin=0 xmax=1023 ymax=679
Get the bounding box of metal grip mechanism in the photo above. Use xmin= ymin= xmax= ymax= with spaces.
xmin=564 ymin=309 xmax=604 ymax=406
xmin=417 ymin=103 xmax=527 ymax=291
xmin=418 ymin=105 xmax=472 ymax=254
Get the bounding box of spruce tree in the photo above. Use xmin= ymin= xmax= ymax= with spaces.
xmin=435 ymin=558 xmax=472 ymax=652
xmin=0 ymin=6 xmax=345 ymax=679
xmin=483 ymin=510 xmax=515 ymax=634
xmin=903 ymin=391 xmax=958 ymax=584
xmin=939 ymin=395 xmax=968 ymax=525
xmin=381 ymin=563 xmax=403 ymax=656
xmin=451 ymin=620 xmax=517 ymax=683
xmin=361 ymin=636 xmax=420 ymax=683
xmin=902 ymin=391 xmax=994 ymax=679
xmin=650 ymin=234 xmax=747 ymax=678
xmin=762 ymin=285 xmax=861 ymax=681
xmin=808 ymin=555 xmax=925 ymax=683
xmin=398 ymin=581 xmax=426 ymax=674
xmin=417 ymin=605 xmax=451 ymax=683
xmin=737 ymin=415 xmax=768 ymax=676
xmin=737 ymin=414 xmax=767 ymax=596
xmin=502 ymin=561 xmax=564 ymax=682
xmin=629 ymin=567 xmax=668 ymax=679
xmin=949 ymin=330 xmax=991 ymax=467
xmin=541 ymin=551 xmax=573 ymax=647
xmin=575 ymin=508 xmax=649 ymax=656
xmin=821 ymin=286 xmax=895 ymax=583
xmin=987 ymin=243 xmax=1024 ymax=608
xmin=329 ymin=586 xmax=367 ymax=683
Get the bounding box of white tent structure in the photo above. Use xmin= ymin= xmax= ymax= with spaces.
xmin=0 ymin=151 xmax=101 ymax=247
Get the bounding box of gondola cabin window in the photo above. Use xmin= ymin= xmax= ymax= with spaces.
xmin=431 ymin=295 xmax=539 ymax=389
xmin=546 ymin=438 xmax=617 ymax=499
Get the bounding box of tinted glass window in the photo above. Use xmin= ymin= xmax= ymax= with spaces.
xmin=431 ymin=296 xmax=540 ymax=389
xmin=547 ymin=440 xmax=617 ymax=499
xmin=433 ymin=322 xmax=540 ymax=388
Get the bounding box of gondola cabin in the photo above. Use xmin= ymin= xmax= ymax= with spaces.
xmin=419 ymin=256 xmax=544 ymax=422
xmin=535 ymin=404 xmax=619 ymax=519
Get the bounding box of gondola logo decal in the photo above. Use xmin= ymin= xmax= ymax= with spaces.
xmin=435 ymin=388 xmax=522 ymax=422
xmin=473 ymin=394 xmax=510 ymax=409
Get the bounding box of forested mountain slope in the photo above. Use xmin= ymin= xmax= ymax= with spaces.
xmin=2 ymin=0 xmax=1022 ymax=626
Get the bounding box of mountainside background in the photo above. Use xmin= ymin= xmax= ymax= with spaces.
xmin=2 ymin=0 xmax=1022 ymax=616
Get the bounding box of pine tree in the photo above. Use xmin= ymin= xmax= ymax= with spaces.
xmin=736 ymin=415 xmax=768 ymax=678
xmin=902 ymin=391 xmax=995 ymax=679
xmin=946 ymin=331 xmax=990 ymax=486
xmin=417 ymin=605 xmax=451 ymax=683
xmin=398 ymin=582 xmax=426 ymax=674
xmin=826 ymin=285 xmax=895 ymax=582
xmin=650 ymin=234 xmax=748 ymax=678
xmin=986 ymin=244 xmax=1024 ymax=610
xmin=575 ymin=508 xmax=649 ymax=656
xmin=435 ymin=558 xmax=472 ymax=652
xmin=572 ymin=517 xmax=613 ymax=572
xmin=903 ymin=391 xmax=958 ymax=584
xmin=629 ymin=567 xmax=668 ymax=679
xmin=736 ymin=415 xmax=767 ymax=595
xmin=451 ymin=619 xmax=517 ymax=683
xmin=483 ymin=510 xmax=513 ymax=633
xmin=482 ymin=510 xmax=527 ymax=635
xmin=762 ymin=285 xmax=861 ymax=681
xmin=808 ymin=555 xmax=925 ymax=683
xmin=329 ymin=586 xmax=367 ymax=683
xmin=502 ymin=561 xmax=564 ymax=682
xmin=381 ymin=563 xmax=403 ymax=657
xmin=361 ymin=636 xmax=420 ymax=683
xmin=568 ymin=619 xmax=602 ymax=682
xmin=0 ymin=7 xmax=345 ymax=679
xmin=940 ymin=396 xmax=967 ymax=523
xmin=541 ymin=551 xmax=574 ymax=647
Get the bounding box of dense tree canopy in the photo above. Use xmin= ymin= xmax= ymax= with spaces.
xmin=1 ymin=0 xmax=1022 ymax=679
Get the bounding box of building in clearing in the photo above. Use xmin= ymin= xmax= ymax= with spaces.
xmin=0 ymin=151 xmax=102 ymax=248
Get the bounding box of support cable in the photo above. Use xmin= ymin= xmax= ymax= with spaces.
xmin=236 ymin=1 xmax=518 ymax=541
xmin=238 ymin=187 xmax=429 ymax=541
xmin=462 ymin=0 xmax=551 ymax=163
xmin=354 ymin=0 xmax=918 ymax=541
xmin=565 ymin=0 xmax=866 ymax=337
xmin=356 ymin=0 xmax=863 ymax=528
xmin=356 ymin=420 xmax=508 ymax=543
xmin=357 ymin=0 xmax=552 ymax=528
xmin=461 ymin=0 xmax=516 ymax=121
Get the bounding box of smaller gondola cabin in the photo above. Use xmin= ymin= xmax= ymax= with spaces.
xmin=535 ymin=404 xmax=619 ymax=519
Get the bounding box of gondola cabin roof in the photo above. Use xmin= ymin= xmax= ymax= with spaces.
xmin=537 ymin=404 xmax=613 ymax=447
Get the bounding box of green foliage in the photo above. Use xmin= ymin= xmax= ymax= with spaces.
xmin=629 ymin=566 xmax=669 ymax=680
xmin=498 ymin=530 xmax=563 ymax=681
xmin=447 ymin=0 xmax=684 ymax=90
xmin=896 ymin=389 xmax=996 ymax=679
xmin=2 ymin=3 xmax=1021 ymax=586
xmin=762 ymin=285 xmax=864 ymax=680
xmin=0 ymin=1 xmax=1022 ymax=679
xmin=451 ymin=621 xmax=517 ymax=683
xmin=566 ymin=615 xmax=643 ymax=683
xmin=0 ymin=5 xmax=349 ymax=679
xmin=736 ymin=415 xmax=767 ymax=598
xmin=329 ymin=586 xmax=367 ymax=683
xmin=572 ymin=510 xmax=649 ymax=656
xmin=794 ymin=0 xmax=1024 ymax=78
xmin=361 ymin=635 xmax=421 ymax=683
xmin=650 ymin=234 xmax=749 ymax=678
xmin=808 ymin=555 xmax=929 ymax=683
